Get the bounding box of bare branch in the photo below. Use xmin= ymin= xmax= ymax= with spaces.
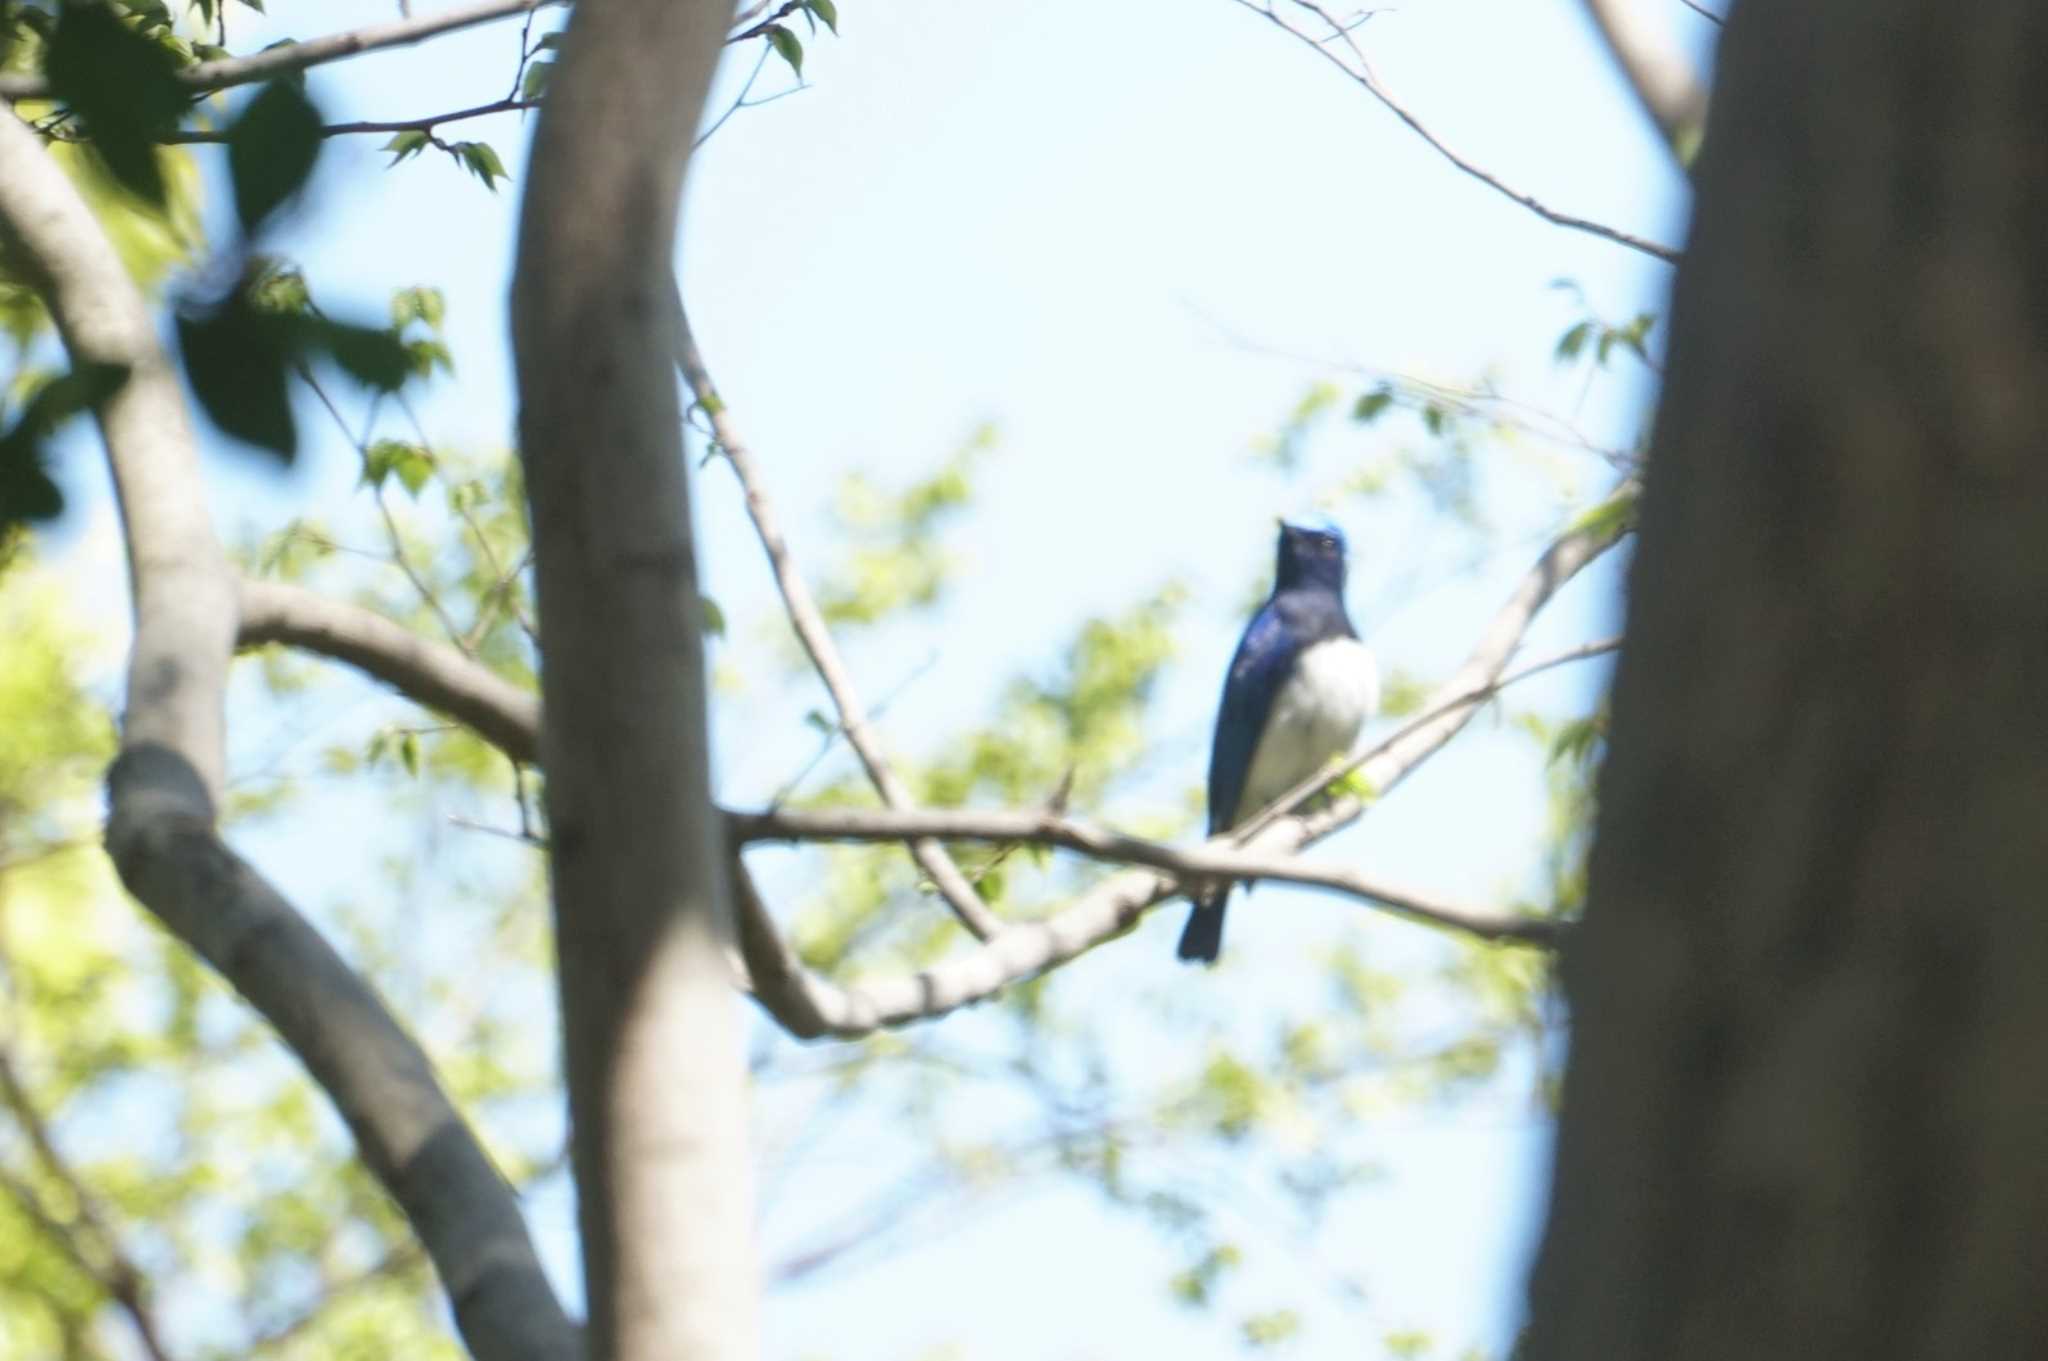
xmin=1232 ymin=0 xmax=1681 ymax=264
xmin=0 ymin=105 xmax=576 ymax=1361
xmin=672 ymin=296 xmax=1005 ymax=943
xmin=1580 ymin=0 xmax=1710 ymax=161
xmin=237 ymin=579 xmax=541 ymax=763
xmin=0 ymin=0 xmax=801 ymax=102
xmin=0 ymin=1051 xmax=174 ymax=1361
xmin=738 ymin=511 xmax=1630 ymax=1039
xmin=733 ymin=805 xmax=1562 ymax=946
xmin=1 ymin=0 xmax=566 ymax=101
xmin=727 ymin=0 xmax=807 ymax=43
xmin=164 ymin=97 xmax=543 ymax=145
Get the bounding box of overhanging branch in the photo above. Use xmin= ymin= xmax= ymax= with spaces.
xmin=673 ymin=294 xmax=1004 ymax=942
xmin=0 ymin=103 xmax=576 ymax=1361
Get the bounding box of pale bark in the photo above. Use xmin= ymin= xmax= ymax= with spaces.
xmin=1580 ymin=0 xmax=1710 ymax=161
xmin=0 ymin=106 xmax=575 ymax=1361
xmin=1526 ymin=2 xmax=2048 ymax=1356
xmin=508 ymin=1 xmax=757 ymax=1358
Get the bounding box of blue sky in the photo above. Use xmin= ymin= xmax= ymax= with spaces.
xmin=39 ymin=0 xmax=1701 ymax=1355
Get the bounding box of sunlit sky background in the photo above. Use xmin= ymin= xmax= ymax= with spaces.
xmin=39 ymin=0 xmax=1707 ymax=1355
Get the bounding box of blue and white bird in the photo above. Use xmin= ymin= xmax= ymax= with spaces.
xmin=1179 ymin=521 xmax=1379 ymax=964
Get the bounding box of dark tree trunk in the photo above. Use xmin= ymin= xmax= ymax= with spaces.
xmin=1525 ymin=3 xmax=2048 ymax=1357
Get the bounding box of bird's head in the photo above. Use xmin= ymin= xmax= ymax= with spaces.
xmin=1274 ymin=520 xmax=1348 ymax=593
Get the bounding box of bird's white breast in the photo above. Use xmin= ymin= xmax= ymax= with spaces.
xmin=1234 ymin=636 xmax=1379 ymax=825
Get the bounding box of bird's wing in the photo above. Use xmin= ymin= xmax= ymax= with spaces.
xmin=1207 ymin=604 xmax=1307 ymax=833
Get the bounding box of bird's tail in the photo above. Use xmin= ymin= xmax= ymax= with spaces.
xmin=1177 ymin=896 xmax=1227 ymax=965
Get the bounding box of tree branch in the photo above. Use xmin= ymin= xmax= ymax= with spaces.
xmin=738 ymin=510 xmax=1630 ymax=1039
xmin=0 ymin=105 xmax=576 ymax=1361
xmin=1580 ymin=0 xmax=1710 ymax=163
xmin=1 ymin=0 xmax=567 ymax=101
xmin=237 ymin=578 xmax=540 ymax=763
xmin=0 ymin=0 xmax=806 ymax=102
xmin=164 ymin=98 xmax=544 ymax=145
xmin=672 ymin=296 xmax=1005 ymax=942
xmin=732 ymin=805 xmax=1563 ymax=946
xmin=1232 ymin=0 xmax=1682 ymax=264
xmin=0 ymin=1051 xmax=173 ymax=1361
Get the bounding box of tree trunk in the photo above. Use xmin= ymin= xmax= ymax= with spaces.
xmin=510 ymin=3 xmax=757 ymax=1359
xmin=1525 ymin=2 xmax=2048 ymax=1356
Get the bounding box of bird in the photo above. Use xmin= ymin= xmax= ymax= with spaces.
xmin=1178 ymin=521 xmax=1378 ymax=964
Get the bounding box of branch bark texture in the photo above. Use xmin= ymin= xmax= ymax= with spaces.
xmin=1525 ymin=3 xmax=2048 ymax=1356
xmin=509 ymin=2 xmax=756 ymax=1359
xmin=674 ymin=303 xmax=1002 ymax=941
xmin=1581 ymin=0 xmax=1710 ymax=162
xmin=0 ymin=105 xmax=575 ymax=1361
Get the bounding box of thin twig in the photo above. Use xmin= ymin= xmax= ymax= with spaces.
xmin=298 ymin=369 xmax=470 ymax=650
xmin=1675 ymin=0 xmax=1722 ymax=24
xmin=0 ymin=1051 xmax=174 ymax=1361
xmin=1232 ymin=0 xmax=1681 ymax=264
xmin=0 ymin=0 xmax=815 ymax=102
xmin=165 ymin=98 xmax=542 ymax=145
xmin=671 ymin=290 xmax=1005 ymax=942
xmin=1 ymin=0 xmax=569 ymax=100
xmin=735 ymin=805 xmax=1563 ymax=946
xmin=728 ymin=0 xmax=807 ymax=43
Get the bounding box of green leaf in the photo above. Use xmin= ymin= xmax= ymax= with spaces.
xmin=398 ymin=730 xmax=419 ymax=777
xmin=1554 ymin=320 xmax=1593 ymax=362
xmin=0 ymin=363 xmax=129 ymax=528
xmin=766 ymin=23 xmax=803 ymax=75
xmin=521 ymin=58 xmax=553 ymax=100
xmin=44 ymin=3 xmax=187 ymax=205
xmin=178 ymin=276 xmax=413 ymax=457
xmin=226 ymin=80 xmax=325 ymax=235
xmin=176 ymin=298 xmax=296 ymax=458
xmin=1420 ymin=403 xmax=1445 ymax=436
xmin=1566 ymin=481 xmax=1640 ymax=541
xmin=1350 ymin=387 xmax=1394 ymax=423
xmin=382 ymin=129 xmax=430 ymax=164
xmin=451 ymin=140 xmax=509 ymax=191
xmin=699 ymin=595 xmax=726 ymax=637
xmin=389 ymin=286 xmax=446 ymax=333
xmin=404 ymin=337 xmax=454 ymax=378
xmin=361 ymin=440 xmax=432 ymax=497
xmin=308 ymin=318 xmax=411 ymax=392
xmin=804 ymin=709 xmax=835 ymax=736
xmin=807 ymin=0 xmax=839 ymax=33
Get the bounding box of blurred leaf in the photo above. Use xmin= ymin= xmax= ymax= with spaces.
xmin=1351 ymin=386 xmax=1394 ymax=423
xmin=177 ymin=295 xmax=295 ymax=457
xmin=766 ymin=23 xmax=802 ymax=74
xmin=807 ymin=0 xmax=839 ymax=33
xmin=700 ymin=594 xmax=726 ymax=637
xmin=1242 ymin=1310 xmax=1302 ymax=1348
xmin=44 ymin=3 xmax=185 ymax=205
xmin=382 ymin=129 xmax=430 ymax=165
xmin=225 ymin=80 xmax=324 ymax=235
xmin=1554 ymin=320 xmax=1592 ymax=362
xmin=390 ymin=285 xmax=446 ymax=333
xmin=0 ymin=363 xmax=128 ymax=527
xmin=362 ymin=439 xmax=433 ymax=496
xmin=309 ymin=317 xmax=411 ymax=392
xmin=521 ymin=58 xmax=553 ymax=99
xmin=451 ymin=140 xmax=508 ymax=190
xmin=1566 ymin=481 xmax=1639 ymax=540
xmin=177 ymin=276 xmax=413 ymax=458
